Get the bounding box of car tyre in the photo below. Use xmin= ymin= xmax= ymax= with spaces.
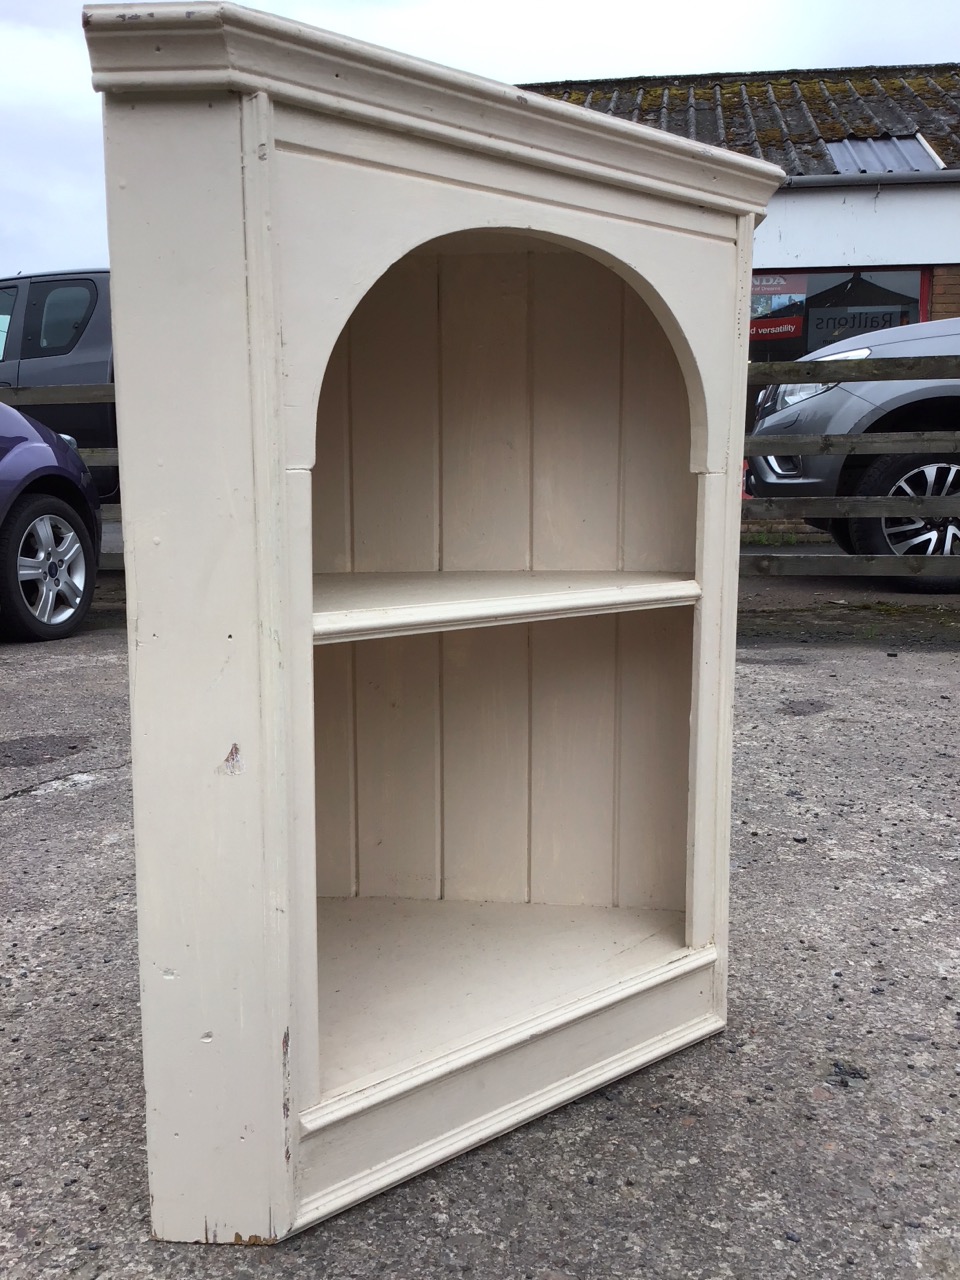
xmin=828 ymin=518 xmax=855 ymax=555
xmin=848 ymin=452 xmax=960 ymax=593
xmin=0 ymin=494 xmax=96 ymax=640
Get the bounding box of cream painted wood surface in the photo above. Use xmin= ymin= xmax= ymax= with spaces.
xmin=350 ymin=256 xmax=440 ymax=572
xmin=311 ymin=614 xmax=693 ymax=909
xmin=311 ymin=570 xmax=700 ymax=640
xmin=298 ymin=955 xmax=720 ymax=1229
xmin=313 ymin=644 xmax=356 ymax=898
xmin=617 ymin=608 xmax=694 ymax=910
xmin=311 ymin=334 xmax=351 ymax=572
xmin=440 ymin=253 xmax=530 ymax=570
xmin=354 ymin=635 xmax=442 ymax=899
xmin=441 ymin=626 xmax=530 ymax=902
xmin=530 ymin=616 xmax=618 ymax=905
xmin=313 ymin=898 xmax=687 ymax=1096
xmin=85 ymin=0 xmax=781 ymax=1244
xmin=312 ymin=246 xmax=696 ymax=578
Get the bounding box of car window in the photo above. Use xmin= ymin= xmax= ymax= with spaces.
xmin=22 ymin=280 xmax=97 ymax=359
xmin=0 ymin=286 xmax=16 ymax=361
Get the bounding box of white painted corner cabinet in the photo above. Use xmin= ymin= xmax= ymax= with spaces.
xmin=84 ymin=1 xmax=781 ymax=1243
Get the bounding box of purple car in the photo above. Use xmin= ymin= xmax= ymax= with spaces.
xmin=0 ymin=401 xmax=101 ymax=640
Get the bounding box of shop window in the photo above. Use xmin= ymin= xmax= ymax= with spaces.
xmin=749 ymin=268 xmax=926 ymax=363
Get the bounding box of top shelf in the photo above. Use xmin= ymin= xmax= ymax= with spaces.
xmin=312 ymin=571 xmax=699 ymax=642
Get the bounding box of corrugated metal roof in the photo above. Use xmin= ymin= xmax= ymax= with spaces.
xmin=521 ymin=65 xmax=960 ymax=176
xmin=825 ymin=135 xmax=942 ymax=173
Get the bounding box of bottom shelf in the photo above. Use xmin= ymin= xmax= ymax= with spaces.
xmin=314 ymin=897 xmax=688 ymax=1101
xmin=297 ymin=898 xmax=720 ymax=1230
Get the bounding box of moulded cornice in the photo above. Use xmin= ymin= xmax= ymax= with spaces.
xmin=83 ymin=2 xmax=783 ymax=217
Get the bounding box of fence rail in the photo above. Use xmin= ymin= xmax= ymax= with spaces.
xmin=739 ymin=560 xmax=960 ymax=580
xmin=0 ymin=384 xmax=119 ymax=472
xmin=0 ymin=384 xmax=117 ymax=406
xmin=743 ymin=353 xmax=960 ymax=580
xmin=742 ymin=430 xmax=960 ymax=456
xmin=746 ymin=355 xmax=960 ymax=386
xmin=743 ymin=497 xmax=960 ymax=519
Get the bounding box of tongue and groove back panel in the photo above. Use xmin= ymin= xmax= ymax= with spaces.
xmin=313 ymin=244 xmax=696 ymax=576
xmin=312 ymin=241 xmax=695 ymax=910
xmin=313 ymin=612 xmax=693 ymax=908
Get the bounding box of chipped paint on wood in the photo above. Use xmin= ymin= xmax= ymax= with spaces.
xmin=218 ymin=743 xmax=244 ymax=775
xmin=282 ymin=1026 xmax=292 ymax=1128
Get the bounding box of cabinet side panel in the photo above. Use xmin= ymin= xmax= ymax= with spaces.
xmin=355 ymin=635 xmax=441 ymax=898
xmin=313 ymin=329 xmax=352 ymax=572
xmin=530 ymin=616 xmax=617 ymax=905
xmin=616 ymin=609 xmax=693 ymax=911
xmin=621 ymin=290 xmax=697 ymax=574
xmin=350 ymin=256 xmax=440 ymax=571
xmin=313 ymin=644 xmax=357 ymax=896
xmin=101 ymin=93 xmax=293 ymax=1241
xmin=441 ymin=626 xmax=530 ymax=902
xmin=531 ymin=254 xmax=622 ymax=569
xmin=440 ymin=253 xmax=530 ymax=570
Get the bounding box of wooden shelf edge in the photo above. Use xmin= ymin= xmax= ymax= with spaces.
xmin=299 ymin=941 xmax=715 ymax=1131
xmin=293 ymin=1000 xmax=724 ymax=1232
xmin=312 ymin=577 xmax=701 ymax=643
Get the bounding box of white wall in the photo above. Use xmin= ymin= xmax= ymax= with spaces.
xmin=753 ymin=182 xmax=960 ymax=269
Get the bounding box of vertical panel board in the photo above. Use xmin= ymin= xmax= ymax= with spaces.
xmin=530 ymin=616 xmax=617 ymax=905
xmin=355 ymin=635 xmax=441 ymax=898
xmin=288 ymin=470 xmax=324 ymax=1110
xmin=686 ymin=471 xmax=729 ymax=949
xmin=313 ymin=644 xmax=357 ymax=896
xmin=621 ymin=291 xmax=697 ymax=574
xmin=441 ymin=626 xmax=530 ymax=902
xmin=440 ymin=252 xmax=530 ymax=570
xmin=531 ymin=254 xmax=622 ymax=569
xmin=350 ymin=255 xmax=440 ymax=571
xmin=616 ymin=609 xmax=693 ymax=911
xmin=312 ymin=329 xmax=352 ymax=572
xmin=704 ymin=216 xmax=756 ymax=990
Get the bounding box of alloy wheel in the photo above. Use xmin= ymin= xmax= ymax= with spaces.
xmin=881 ymin=461 xmax=960 ymax=557
xmin=17 ymin=512 xmax=88 ymax=625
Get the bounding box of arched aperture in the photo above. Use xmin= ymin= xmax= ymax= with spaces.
xmin=310 ymin=228 xmax=696 ymax=925
xmin=313 ymin=230 xmax=697 ymax=577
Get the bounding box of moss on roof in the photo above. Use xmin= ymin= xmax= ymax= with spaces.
xmin=528 ymin=64 xmax=960 ymax=174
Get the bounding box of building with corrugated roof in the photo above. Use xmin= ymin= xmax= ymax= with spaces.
xmin=525 ymin=66 xmax=960 ymax=362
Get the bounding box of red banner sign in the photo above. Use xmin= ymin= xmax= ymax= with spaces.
xmin=750 ymin=315 xmax=804 ymax=341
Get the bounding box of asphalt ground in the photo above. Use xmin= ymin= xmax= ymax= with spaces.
xmin=2 ymin=572 xmax=960 ymax=1279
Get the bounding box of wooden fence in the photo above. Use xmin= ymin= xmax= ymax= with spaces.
xmin=742 ymin=356 xmax=960 ymax=578
xmin=3 ymin=355 xmax=960 ymax=579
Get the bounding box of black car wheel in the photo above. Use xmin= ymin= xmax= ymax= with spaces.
xmin=849 ymin=452 xmax=960 ymax=592
xmin=0 ymin=494 xmax=96 ymax=640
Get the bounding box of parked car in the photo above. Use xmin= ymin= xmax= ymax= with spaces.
xmin=0 ymin=401 xmax=101 ymax=640
xmin=747 ymin=317 xmax=960 ymax=572
xmin=0 ymin=269 xmax=116 ymax=501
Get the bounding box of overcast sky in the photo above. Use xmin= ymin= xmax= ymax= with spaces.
xmin=3 ymin=0 xmax=958 ymax=274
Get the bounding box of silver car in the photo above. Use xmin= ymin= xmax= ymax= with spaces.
xmin=747 ymin=317 xmax=960 ymax=562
